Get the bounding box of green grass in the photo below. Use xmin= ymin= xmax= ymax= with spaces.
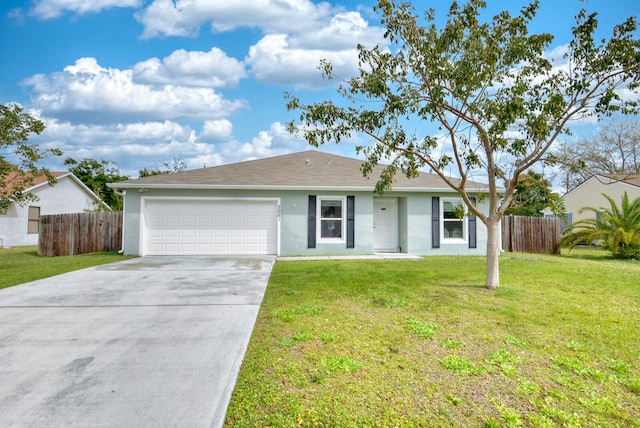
xmin=225 ymin=249 xmax=640 ymax=427
xmin=0 ymin=246 xmax=134 ymax=289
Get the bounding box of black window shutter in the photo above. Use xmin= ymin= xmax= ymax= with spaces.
xmin=469 ymin=196 xmax=477 ymax=249
xmin=346 ymin=195 xmax=355 ymax=248
xmin=308 ymin=195 xmax=316 ymax=248
xmin=432 ymin=196 xmax=440 ymax=248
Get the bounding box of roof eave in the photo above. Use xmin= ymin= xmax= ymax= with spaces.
xmin=108 ymin=183 xmax=498 ymax=193
xmin=22 ymin=172 xmax=72 ymax=193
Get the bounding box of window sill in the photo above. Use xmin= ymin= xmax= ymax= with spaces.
xmin=441 ymin=238 xmax=468 ymax=245
xmin=318 ymin=239 xmax=346 ymax=245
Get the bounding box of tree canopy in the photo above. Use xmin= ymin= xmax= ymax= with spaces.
xmin=504 ymin=171 xmax=565 ymax=218
xmin=0 ymin=103 xmax=62 ymax=215
xmin=552 ymin=117 xmax=640 ymax=192
xmin=139 ymin=156 xmax=189 ymax=178
xmin=286 ymin=0 xmax=640 ymax=288
xmin=64 ymin=158 xmax=129 ymax=211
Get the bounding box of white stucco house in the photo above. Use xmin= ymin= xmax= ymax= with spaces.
xmin=0 ymin=172 xmax=106 ymax=247
xmin=545 ymin=174 xmax=640 ymax=228
xmin=109 ymin=150 xmax=494 ymax=257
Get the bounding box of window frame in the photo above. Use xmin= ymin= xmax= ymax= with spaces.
xmin=441 ymin=198 xmax=467 ymax=244
xmin=28 ymin=206 xmax=41 ymax=234
xmin=317 ymin=196 xmax=346 ymax=244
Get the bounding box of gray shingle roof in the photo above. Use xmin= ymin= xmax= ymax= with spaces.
xmin=600 ymin=174 xmax=640 ymax=188
xmin=111 ymin=150 xmax=489 ymax=192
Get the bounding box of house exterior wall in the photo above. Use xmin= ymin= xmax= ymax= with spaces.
xmin=401 ymin=192 xmax=488 ymax=256
xmin=563 ymin=177 xmax=640 ymax=223
xmin=121 ymin=188 xmax=489 ymax=257
xmin=280 ymin=191 xmax=375 ymax=256
xmin=0 ymin=176 xmax=98 ymax=247
xmin=121 ymin=188 xmax=374 ymax=256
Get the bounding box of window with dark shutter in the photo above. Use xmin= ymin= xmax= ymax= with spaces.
xmin=346 ymin=195 xmax=355 ymax=248
xmin=469 ymin=196 xmax=477 ymax=249
xmin=432 ymin=197 xmax=440 ymax=248
xmin=308 ymin=195 xmax=316 ymax=248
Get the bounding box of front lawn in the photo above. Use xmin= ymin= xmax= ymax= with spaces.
xmin=226 ymin=250 xmax=640 ymax=427
xmin=0 ymin=246 xmax=134 ymax=289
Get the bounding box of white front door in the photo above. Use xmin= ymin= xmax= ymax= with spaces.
xmin=374 ymin=198 xmax=398 ymax=252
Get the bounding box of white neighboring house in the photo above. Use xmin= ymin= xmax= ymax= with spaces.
xmin=0 ymin=172 xmax=107 ymax=247
xmin=544 ymin=174 xmax=640 ymax=229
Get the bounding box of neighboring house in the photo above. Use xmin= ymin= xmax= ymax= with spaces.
xmin=545 ymin=174 xmax=640 ymax=228
xmin=109 ymin=150 xmax=495 ymax=257
xmin=0 ymin=172 xmax=106 ymax=247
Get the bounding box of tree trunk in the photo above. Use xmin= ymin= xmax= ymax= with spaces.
xmin=485 ymin=219 xmax=501 ymax=289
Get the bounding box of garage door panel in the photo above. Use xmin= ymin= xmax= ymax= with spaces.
xmin=198 ymin=230 xmax=212 ymax=238
xmin=197 ymin=243 xmax=213 ymax=252
xmin=144 ymin=200 xmax=277 ymax=255
xmin=182 ymin=229 xmax=196 ymax=238
xmin=164 ymin=243 xmax=180 ymax=252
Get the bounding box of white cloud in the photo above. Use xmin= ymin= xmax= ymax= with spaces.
xmin=293 ymin=11 xmax=383 ymax=51
xmin=132 ymin=48 xmax=247 ymax=88
xmin=30 ymin=0 xmax=141 ymax=19
xmin=220 ymin=121 xmax=309 ymax=160
xmin=134 ymin=1 xmax=384 ymax=88
xmin=543 ymin=43 xmax=570 ymax=65
xmin=30 ymin=114 xmax=311 ymax=177
xmin=240 ymin=7 xmax=383 ymax=88
xmin=245 ymin=34 xmax=361 ymax=89
xmin=201 ymin=119 xmax=234 ymax=141
xmin=135 ymin=0 xmax=334 ymax=39
xmin=33 ymin=117 xmax=219 ymax=176
xmin=22 ymin=57 xmax=247 ymax=123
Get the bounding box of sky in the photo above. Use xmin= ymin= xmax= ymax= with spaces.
xmin=0 ymin=0 xmax=637 ymax=178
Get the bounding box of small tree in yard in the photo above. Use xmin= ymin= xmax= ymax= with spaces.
xmin=504 ymin=171 xmax=565 ymax=218
xmin=1 ymin=104 xmax=62 ymax=215
xmin=561 ymin=192 xmax=640 ymax=260
xmin=286 ymin=0 xmax=640 ymax=289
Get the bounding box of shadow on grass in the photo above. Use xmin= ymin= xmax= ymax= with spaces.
xmin=560 ymin=246 xmax=639 ymax=262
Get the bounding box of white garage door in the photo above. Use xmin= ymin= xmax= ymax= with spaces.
xmin=143 ymin=199 xmax=278 ymax=255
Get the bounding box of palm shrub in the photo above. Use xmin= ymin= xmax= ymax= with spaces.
xmin=561 ymin=192 xmax=640 ymax=259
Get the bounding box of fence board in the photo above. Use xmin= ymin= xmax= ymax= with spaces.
xmin=38 ymin=211 xmax=123 ymax=257
xmin=501 ymin=215 xmax=561 ymax=255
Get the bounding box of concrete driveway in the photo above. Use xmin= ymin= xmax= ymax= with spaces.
xmin=0 ymin=256 xmax=274 ymax=428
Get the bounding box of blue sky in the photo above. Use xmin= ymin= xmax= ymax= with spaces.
xmin=0 ymin=0 xmax=637 ymax=177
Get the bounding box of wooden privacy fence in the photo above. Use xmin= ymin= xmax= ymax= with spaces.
xmin=38 ymin=211 xmax=123 ymax=257
xmin=501 ymin=215 xmax=561 ymax=255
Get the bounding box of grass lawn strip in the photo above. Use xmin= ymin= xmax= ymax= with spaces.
xmin=226 ymin=249 xmax=640 ymax=427
xmin=0 ymin=246 xmax=134 ymax=289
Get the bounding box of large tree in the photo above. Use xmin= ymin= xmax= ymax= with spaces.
xmin=286 ymin=0 xmax=640 ymax=289
xmin=552 ymin=117 xmax=640 ymax=193
xmin=0 ymin=104 xmax=62 ymax=215
xmin=504 ymin=171 xmax=565 ymax=218
xmin=64 ymin=158 xmax=129 ymax=211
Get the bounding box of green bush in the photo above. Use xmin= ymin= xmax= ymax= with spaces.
xmin=611 ymin=243 xmax=640 ymax=260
